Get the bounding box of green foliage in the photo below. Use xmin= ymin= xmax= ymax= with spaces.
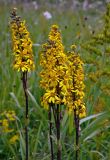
xmin=0 ymin=2 xmax=110 ymax=160
xmin=82 ymin=3 xmax=110 ymax=112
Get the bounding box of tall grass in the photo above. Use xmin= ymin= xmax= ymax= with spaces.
xmin=0 ymin=2 xmax=110 ymax=160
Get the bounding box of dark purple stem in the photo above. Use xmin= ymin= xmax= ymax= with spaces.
xmin=56 ymin=104 xmax=61 ymax=160
xmin=74 ymin=109 xmax=79 ymax=160
xmin=22 ymin=72 xmax=29 ymax=160
xmin=48 ymin=104 xmax=54 ymax=160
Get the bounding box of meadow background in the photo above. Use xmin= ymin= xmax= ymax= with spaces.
xmin=0 ymin=0 xmax=110 ymax=159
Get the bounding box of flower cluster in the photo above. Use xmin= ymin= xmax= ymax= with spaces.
xmin=66 ymin=46 xmax=86 ymax=117
xmin=0 ymin=110 xmax=16 ymax=133
xmin=0 ymin=110 xmax=19 ymax=144
xmin=40 ymin=25 xmax=86 ymax=118
xmin=10 ymin=8 xmax=35 ymax=72
xmin=40 ymin=25 xmax=70 ymax=109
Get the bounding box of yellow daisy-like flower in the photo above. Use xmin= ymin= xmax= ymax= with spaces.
xmin=10 ymin=8 xmax=35 ymax=72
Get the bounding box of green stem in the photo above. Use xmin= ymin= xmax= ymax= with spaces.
xmin=22 ymin=72 xmax=29 ymax=160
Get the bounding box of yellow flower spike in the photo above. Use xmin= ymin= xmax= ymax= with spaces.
xmin=66 ymin=45 xmax=86 ymax=118
xmin=40 ymin=24 xmax=70 ymax=108
xmin=10 ymin=8 xmax=35 ymax=72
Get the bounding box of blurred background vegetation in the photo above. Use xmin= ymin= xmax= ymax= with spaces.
xmin=0 ymin=0 xmax=110 ymax=160
xmin=0 ymin=0 xmax=109 ymax=10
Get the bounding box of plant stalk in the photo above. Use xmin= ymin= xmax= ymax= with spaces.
xmin=22 ymin=72 xmax=29 ymax=160
xmin=48 ymin=105 xmax=54 ymax=160
xmin=74 ymin=109 xmax=79 ymax=160
xmin=56 ymin=104 xmax=61 ymax=160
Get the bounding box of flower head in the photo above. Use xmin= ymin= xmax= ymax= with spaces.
xmin=40 ymin=24 xmax=69 ymax=109
xmin=10 ymin=8 xmax=35 ymax=72
xmin=9 ymin=134 xmax=19 ymax=144
xmin=43 ymin=11 xmax=52 ymax=19
xmin=66 ymin=46 xmax=86 ymax=118
xmin=0 ymin=110 xmax=16 ymax=133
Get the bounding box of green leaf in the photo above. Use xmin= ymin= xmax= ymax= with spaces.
xmin=68 ymin=114 xmax=73 ymax=134
xmin=80 ymin=112 xmax=105 ymax=125
xmin=61 ymin=111 xmax=68 ymax=127
xmin=90 ymin=150 xmax=105 ymax=159
xmin=27 ymin=90 xmax=46 ymax=121
xmin=10 ymin=92 xmax=21 ymax=108
xmin=81 ymin=111 xmax=110 ymax=141
xmin=32 ymin=122 xmax=42 ymax=156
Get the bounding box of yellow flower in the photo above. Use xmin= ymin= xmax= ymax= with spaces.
xmin=5 ymin=110 xmax=16 ymax=121
xmin=10 ymin=8 xmax=35 ymax=72
xmin=1 ymin=119 xmax=14 ymax=133
xmin=2 ymin=119 xmax=9 ymax=128
xmin=40 ymin=24 xmax=70 ymax=108
xmin=79 ymin=105 xmax=86 ymax=118
xmin=71 ymin=44 xmax=77 ymax=50
xmin=40 ymin=26 xmax=86 ymax=118
xmin=66 ymin=45 xmax=86 ymax=118
xmin=9 ymin=134 xmax=19 ymax=144
xmin=0 ymin=110 xmax=16 ymax=133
